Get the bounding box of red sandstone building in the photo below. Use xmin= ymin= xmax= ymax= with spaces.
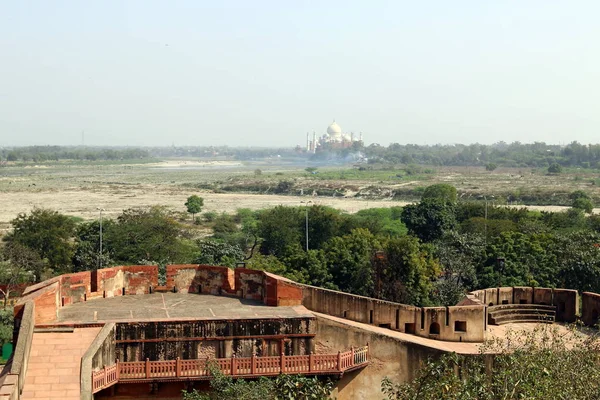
xmin=0 ymin=264 xmax=599 ymax=399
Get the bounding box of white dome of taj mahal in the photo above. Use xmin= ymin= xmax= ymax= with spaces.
xmin=327 ymin=121 xmax=342 ymax=136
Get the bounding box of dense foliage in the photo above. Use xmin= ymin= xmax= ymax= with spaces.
xmin=182 ymin=366 xmax=334 ymax=400
xmin=1 ymin=146 xmax=150 ymax=162
xmin=363 ymin=141 xmax=600 ymax=169
xmin=382 ymin=325 xmax=600 ymax=400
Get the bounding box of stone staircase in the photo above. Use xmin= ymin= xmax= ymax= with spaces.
xmin=487 ymin=304 xmax=556 ymax=325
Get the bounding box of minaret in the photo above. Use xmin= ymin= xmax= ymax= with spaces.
xmin=306 ymin=132 xmax=310 ymax=152
xmin=312 ymin=131 xmax=317 ymax=153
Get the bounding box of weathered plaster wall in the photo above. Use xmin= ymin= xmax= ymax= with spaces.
xmin=97 ymin=268 xmax=125 ymax=298
xmin=300 ymin=284 xmax=485 ymax=342
xmin=553 ymin=289 xmax=578 ymax=323
xmin=461 ymin=287 xmax=578 ymax=323
xmin=513 ymin=287 xmax=534 ymax=304
xmin=315 ymin=315 xmax=441 ymax=400
xmin=533 ymin=287 xmax=553 ymax=305
xmin=122 ymin=266 xmax=158 ymax=295
xmin=166 ymin=265 xmax=234 ymax=295
xmin=60 ymin=271 xmax=92 ymax=304
xmin=582 ymin=292 xmax=600 ymax=326
xmin=235 ymin=269 xmax=264 ymax=300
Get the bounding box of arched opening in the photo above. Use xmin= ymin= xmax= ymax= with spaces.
xmin=429 ymin=322 xmax=440 ymax=335
xmin=488 ymin=302 xmax=494 ymax=307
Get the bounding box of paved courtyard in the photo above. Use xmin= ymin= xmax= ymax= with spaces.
xmin=58 ymin=293 xmax=313 ymax=323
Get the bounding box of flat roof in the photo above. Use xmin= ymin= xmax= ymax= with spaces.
xmin=57 ymin=293 xmax=314 ymax=323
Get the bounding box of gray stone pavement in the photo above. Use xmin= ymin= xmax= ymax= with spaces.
xmin=58 ymin=293 xmax=314 ymax=323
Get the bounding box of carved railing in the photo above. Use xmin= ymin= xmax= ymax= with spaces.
xmin=92 ymin=345 xmax=369 ymax=393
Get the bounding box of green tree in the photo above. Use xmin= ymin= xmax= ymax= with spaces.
xmin=185 ymin=195 xmax=204 ymax=220
xmin=350 ymin=207 xmax=407 ymax=237
xmin=6 ymin=208 xmax=76 ymax=271
xmin=573 ymin=197 xmax=594 ymax=213
xmin=72 ymin=220 xmax=114 ymax=271
xmin=107 ymin=206 xmax=196 ymax=264
xmin=0 ymin=243 xmax=41 ymax=306
xmin=195 ymin=239 xmax=244 ymax=267
xmin=432 ymin=232 xmax=483 ymax=305
xmin=380 ymin=236 xmax=440 ymax=306
xmin=421 ymin=184 xmax=458 ymax=203
xmin=480 ymin=231 xmax=557 ymax=288
xmin=257 ymin=206 xmax=304 ymax=258
xmin=555 ymin=231 xmax=600 ymax=293
xmin=323 ymin=228 xmax=381 ymax=296
xmin=401 ymin=199 xmax=457 ymax=242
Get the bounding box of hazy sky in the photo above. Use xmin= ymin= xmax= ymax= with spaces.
xmin=1 ymin=1 xmax=599 ymax=147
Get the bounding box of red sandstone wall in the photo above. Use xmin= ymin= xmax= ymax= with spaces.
xmin=123 ymin=266 xmax=158 ymax=295
xmin=31 ymin=283 xmax=59 ymax=324
xmin=97 ymin=267 xmax=125 ymax=297
xmin=235 ymin=268 xmax=264 ymax=300
xmin=60 ymin=271 xmax=92 ymax=304
xmin=166 ymin=265 xmax=234 ymax=294
xmin=263 ymin=273 xmax=303 ymax=306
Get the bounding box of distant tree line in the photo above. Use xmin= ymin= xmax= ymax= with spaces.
xmin=0 ymin=146 xmax=150 ymax=162
xmin=363 ymin=141 xmax=600 ymax=169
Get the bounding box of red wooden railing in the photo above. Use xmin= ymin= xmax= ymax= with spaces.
xmin=92 ymin=345 xmax=369 ymax=393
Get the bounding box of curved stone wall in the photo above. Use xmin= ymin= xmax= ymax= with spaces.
xmin=459 ymin=287 xmax=578 ymax=323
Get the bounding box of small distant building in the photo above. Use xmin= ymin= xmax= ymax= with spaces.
xmin=306 ymin=120 xmax=363 ymax=153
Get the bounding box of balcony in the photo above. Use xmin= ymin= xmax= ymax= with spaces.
xmin=92 ymin=345 xmax=369 ymax=393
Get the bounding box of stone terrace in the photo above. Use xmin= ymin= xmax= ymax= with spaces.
xmin=57 ymin=293 xmax=313 ymax=323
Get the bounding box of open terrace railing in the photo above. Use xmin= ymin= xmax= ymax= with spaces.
xmin=92 ymin=345 xmax=369 ymax=393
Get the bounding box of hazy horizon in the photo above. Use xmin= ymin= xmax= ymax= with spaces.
xmin=2 ymin=1 xmax=599 ymax=148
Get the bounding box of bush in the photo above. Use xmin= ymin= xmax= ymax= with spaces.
xmin=548 ymin=163 xmax=563 ymax=173
xmin=382 ymin=324 xmax=600 ymax=400
xmin=182 ymin=365 xmax=333 ymax=400
xmin=203 ymin=211 xmax=217 ymax=222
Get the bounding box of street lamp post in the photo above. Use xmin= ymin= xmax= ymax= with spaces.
xmin=301 ymin=201 xmax=313 ymax=251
